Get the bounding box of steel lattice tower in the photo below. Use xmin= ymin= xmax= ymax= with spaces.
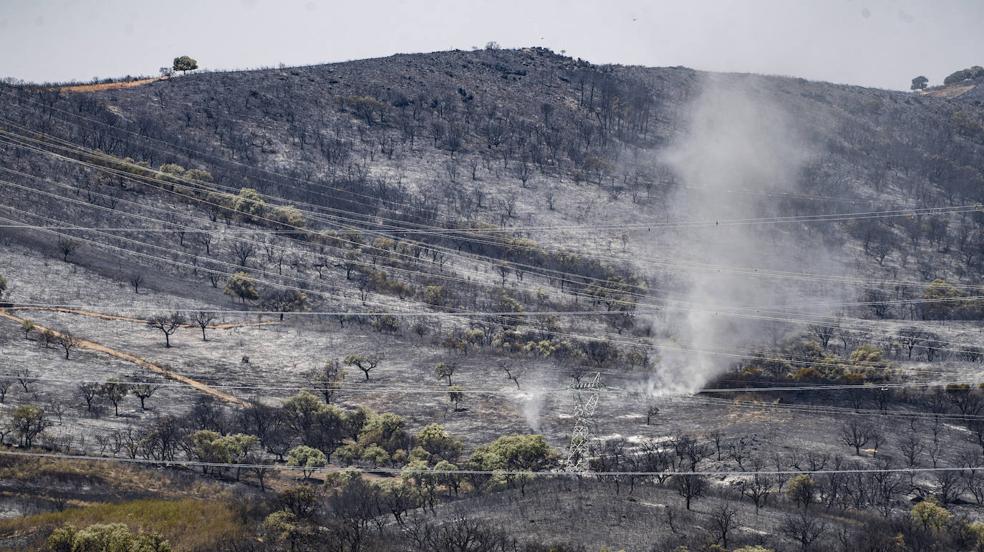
xmin=563 ymin=372 xmax=602 ymax=473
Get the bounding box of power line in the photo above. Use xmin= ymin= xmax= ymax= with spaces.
xmin=0 ymin=137 xmax=662 ymax=300
xmin=2 ymin=128 xmax=983 ymax=362
xmin=3 ymin=106 xmax=980 ymax=234
xmin=4 ymin=124 xmax=979 ymax=233
xmin=675 ymin=395 xmax=984 ymax=421
xmin=3 ymin=124 xmax=980 ymax=302
xmin=0 ymin=449 xmax=978 ymax=477
xmin=0 ymin=89 xmax=902 ymax=228
xmin=7 ymin=297 xmax=984 ymax=360
xmin=5 ymin=125 xmax=982 ymax=341
xmin=5 ymin=222 xmax=984 ymax=294
xmin=1 ymin=176 xmax=978 ymax=324
xmin=3 ymin=102 xmax=980 ymax=336
xmin=0 ymin=174 xmax=975 ymax=333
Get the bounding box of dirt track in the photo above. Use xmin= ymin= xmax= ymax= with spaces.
xmin=56 ymin=78 xmax=161 ymax=93
xmin=6 ymin=305 xmax=276 ymax=330
xmin=0 ymin=308 xmax=248 ymax=407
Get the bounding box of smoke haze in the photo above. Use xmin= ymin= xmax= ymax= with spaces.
xmin=648 ymin=75 xmax=830 ymax=393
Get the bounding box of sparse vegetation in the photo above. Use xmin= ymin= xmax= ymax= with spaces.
xmin=2 ymin=37 xmax=984 ymax=552
xmin=223 ymin=271 xmax=259 ymax=303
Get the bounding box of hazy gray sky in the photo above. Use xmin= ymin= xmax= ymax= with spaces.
xmin=1 ymin=0 xmax=982 ymax=89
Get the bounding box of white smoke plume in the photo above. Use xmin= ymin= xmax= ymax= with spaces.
xmin=646 ymin=74 xmax=831 ymax=394
xmin=521 ymin=383 xmax=547 ymax=432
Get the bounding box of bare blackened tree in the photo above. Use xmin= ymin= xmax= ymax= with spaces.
xmin=100 ymin=380 xmax=129 ymax=417
xmin=140 ymin=415 xmax=183 ymax=461
xmin=147 ymin=312 xmax=185 ymax=348
xmin=198 ymin=233 xmax=213 ymax=255
xmin=324 ymin=477 xmax=386 ymax=552
xmin=781 ymin=512 xmax=826 ymax=551
xmin=78 ymin=382 xmax=100 ymax=414
xmin=15 ymin=369 xmax=36 ymax=393
xmin=0 ymin=378 xmax=12 ymax=403
xmin=936 ymin=469 xmax=962 ymax=505
xmin=646 ymin=405 xmax=659 ymax=426
xmin=729 ymin=436 xmax=751 ymax=470
xmin=343 ymin=353 xmax=380 ymax=382
xmin=672 ymin=474 xmax=707 ymax=510
xmin=129 ymin=273 xmax=144 ymax=293
xmin=56 ymin=237 xmax=80 ymax=262
xmin=898 ymin=429 xmax=924 ymax=488
xmin=676 ymin=435 xmax=712 ymax=472
xmin=809 ymin=322 xmax=838 ymax=350
xmin=57 ymin=331 xmax=80 ymax=359
xmin=583 ymin=340 xmax=618 ymax=368
xmin=231 ymin=241 xmax=255 ymax=267
xmin=131 ymin=383 xmax=161 ymax=410
xmin=743 ymin=459 xmax=773 ymax=514
xmin=309 ymin=359 xmax=344 ymax=403
xmin=897 ymin=327 xmax=926 ymax=359
xmin=707 ymin=504 xmax=740 ymax=550
xmin=839 ymin=419 xmax=872 ymax=456
xmin=192 ymin=311 xmax=216 ymax=341
xmin=502 ymin=365 xmax=521 ymax=389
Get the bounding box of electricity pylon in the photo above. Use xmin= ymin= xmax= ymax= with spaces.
xmin=563 ymin=372 xmax=602 ymax=473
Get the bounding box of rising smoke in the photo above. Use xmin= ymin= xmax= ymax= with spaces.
xmin=647 ymin=74 xmax=833 ymax=394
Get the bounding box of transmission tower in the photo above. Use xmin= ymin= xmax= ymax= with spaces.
xmin=563 ymin=372 xmax=603 ymax=474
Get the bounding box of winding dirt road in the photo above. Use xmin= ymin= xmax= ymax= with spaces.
xmin=0 ymin=308 xmax=249 ymax=407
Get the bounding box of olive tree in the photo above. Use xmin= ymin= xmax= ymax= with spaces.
xmin=415 ymin=424 xmax=463 ymax=462
xmin=262 ymin=289 xmax=308 ymax=320
xmin=786 ymin=474 xmax=817 ymax=509
xmin=172 ymin=55 xmax=198 ymax=74
xmin=46 ymin=523 xmax=170 ymax=551
xmin=434 ymin=361 xmax=457 ymax=386
xmin=287 ymin=445 xmax=327 ymax=479
xmin=224 ymin=272 xmax=259 ymax=304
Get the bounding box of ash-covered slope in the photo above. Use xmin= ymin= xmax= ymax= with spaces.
xmin=0 ymin=48 xmax=982 ymax=367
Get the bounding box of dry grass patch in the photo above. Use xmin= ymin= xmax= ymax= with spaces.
xmin=0 ymin=497 xmax=247 ymax=551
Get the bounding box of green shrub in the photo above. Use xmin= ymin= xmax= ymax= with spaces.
xmin=912 ymin=499 xmax=951 ymax=532
xmin=232 ymin=188 xmax=267 ymax=221
xmin=46 ymin=522 xmax=171 ymax=552
xmin=272 ymin=204 xmax=305 ymax=227
xmin=361 ymin=444 xmax=390 ymax=466
xmin=223 ymin=272 xmax=259 ymax=304
xmin=287 ymin=445 xmax=326 ymax=478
